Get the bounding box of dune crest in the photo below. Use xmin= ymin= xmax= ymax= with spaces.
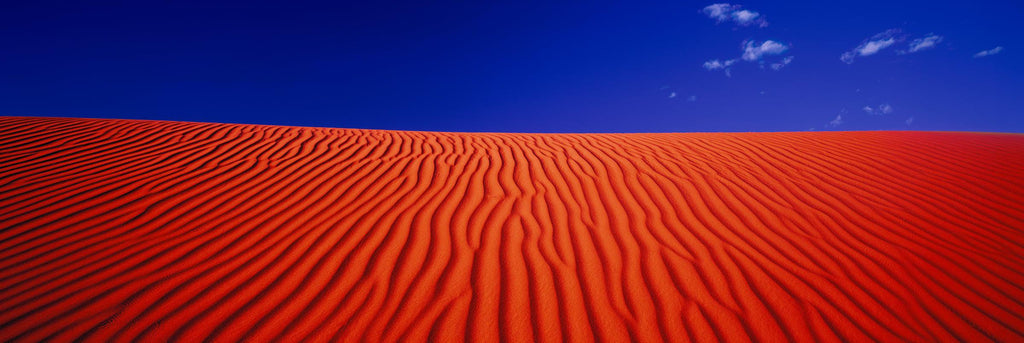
xmin=2 ymin=117 xmax=1024 ymax=342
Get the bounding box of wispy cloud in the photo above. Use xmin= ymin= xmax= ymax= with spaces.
xmin=703 ymin=59 xmax=736 ymax=77
xmin=841 ymin=29 xmax=902 ymax=64
xmin=906 ymin=117 xmax=915 ymax=126
xmin=703 ymin=4 xmax=736 ymax=22
xmin=702 ymin=3 xmax=768 ymax=28
xmin=699 ymin=4 xmax=786 ymax=76
xmin=974 ymin=46 xmax=1004 ymax=58
xmin=840 ymin=52 xmax=855 ymax=64
xmin=904 ymin=34 xmax=943 ymax=54
xmin=668 ymin=92 xmax=677 ymax=98
xmin=732 ymin=10 xmax=762 ymax=26
xmin=770 ymin=56 xmax=794 ymax=70
xmin=687 ymin=95 xmax=698 ymax=102
xmin=742 ymin=40 xmax=788 ymax=61
xmin=705 ymin=41 xmax=791 ymax=76
xmin=859 ymin=37 xmax=896 ymax=56
xmin=827 ymin=114 xmax=843 ymax=128
xmin=879 ymin=103 xmax=893 ymax=114
xmin=703 ymin=59 xmax=737 ymax=70
xmin=864 ymin=103 xmax=892 ymax=115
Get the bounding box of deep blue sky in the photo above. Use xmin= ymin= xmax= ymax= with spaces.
xmin=2 ymin=1 xmax=1021 ymax=132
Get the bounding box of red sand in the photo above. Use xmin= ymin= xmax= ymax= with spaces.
xmin=1 ymin=117 xmax=1024 ymax=342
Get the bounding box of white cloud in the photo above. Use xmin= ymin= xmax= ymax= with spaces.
xmin=668 ymin=92 xmax=677 ymax=98
xmin=840 ymin=51 xmax=857 ymax=64
xmin=702 ymin=59 xmax=736 ymax=70
xmin=742 ymin=40 xmax=788 ymax=61
xmin=827 ymin=114 xmax=843 ymax=128
xmin=906 ymin=117 xmax=914 ymax=126
xmin=841 ymin=29 xmax=902 ymax=64
xmin=974 ymin=46 xmax=1004 ymax=58
xmin=704 ymin=41 xmax=791 ymax=76
xmin=879 ymin=103 xmax=893 ymax=114
xmin=864 ymin=103 xmax=892 ymax=115
xmin=905 ymin=34 xmax=943 ymax=53
xmin=703 ymin=4 xmax=736 ymax=22
xmin=702 ymin=3 xmax=767 ymax=27
xmin=703 ymin=59 xmax=736 ymax=77
xmin=859 ymin=38 xmax=896 ymax=56
xmin=732 ymin=10 xmax=760 ymax=25
xmin=770 ymin=56 xmax=794 ymax=70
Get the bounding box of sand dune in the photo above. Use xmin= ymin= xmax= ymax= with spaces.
xmin=1 ymin=116 xmax=1023 ymax=342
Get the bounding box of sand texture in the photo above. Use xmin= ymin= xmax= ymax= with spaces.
xmin=2 ymin=117 xmax=1024 ymax=342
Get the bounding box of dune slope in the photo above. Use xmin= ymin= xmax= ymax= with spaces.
xmin=2 ymin=117 xmax=1024 ymax=342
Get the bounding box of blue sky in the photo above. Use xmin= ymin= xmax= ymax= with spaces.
xmin=1 ymin=1 xmax=1021 ymax=133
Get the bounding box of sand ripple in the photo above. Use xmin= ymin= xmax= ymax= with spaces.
xmin=2 ymin=117 xmax=1024 ymax=342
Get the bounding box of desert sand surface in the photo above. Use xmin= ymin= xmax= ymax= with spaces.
xmin=2 ymin=116 xmax=1024 ymax=342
